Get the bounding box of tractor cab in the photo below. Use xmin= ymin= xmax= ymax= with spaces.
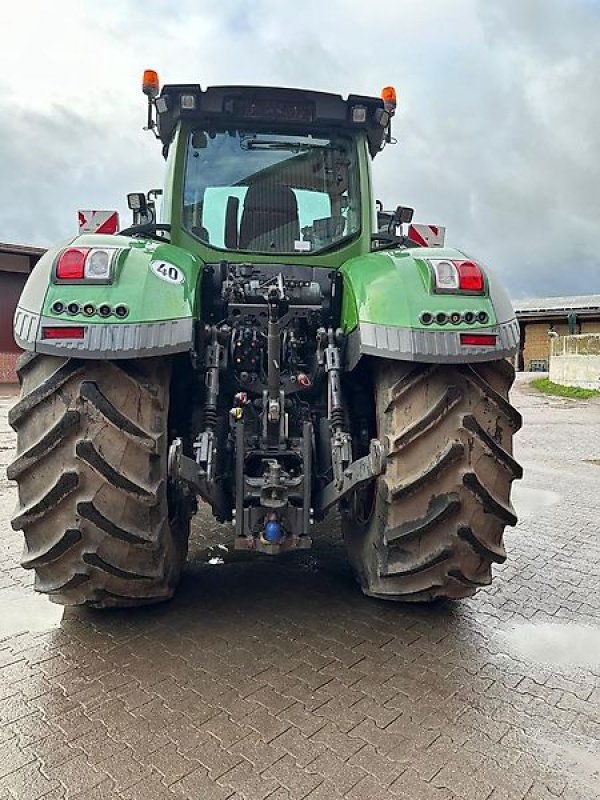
xmin=137 ymin=73 xmax=397 ymax=261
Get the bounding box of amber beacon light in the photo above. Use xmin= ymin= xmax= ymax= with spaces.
xmin=142 ymin=69 xmax=160 ymax=98
xmin=381 ymin=85 xmax=397 ymax=112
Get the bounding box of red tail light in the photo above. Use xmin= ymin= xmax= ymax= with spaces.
xmin=460 ymin=333 xmax=497 ymax=346
xmin=456 ymin=261 xmax=484 ymax=292
xmin=56 ymin=248 xmax=89 ymax=280
xmin=41 ymin=326 xmax=86 ymax=340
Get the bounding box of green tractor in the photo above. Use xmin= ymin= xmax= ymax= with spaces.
xmin=8 ymin=73 xmax=522 ymax=607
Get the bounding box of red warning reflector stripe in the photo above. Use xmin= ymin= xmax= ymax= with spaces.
xmin=460 ymin=333 xmax=497 ymax=346
xmin=41 ymin=326 xmax=86 ymax=340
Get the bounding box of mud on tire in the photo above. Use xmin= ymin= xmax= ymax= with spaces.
xmin=344 ymin=359 xmax=522 ymax=601
xmin=8 ymin=353 xmax=190 ymax=608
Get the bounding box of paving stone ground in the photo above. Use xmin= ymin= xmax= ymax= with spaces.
xmin=0 ymin=375 xmax=599 ymax=800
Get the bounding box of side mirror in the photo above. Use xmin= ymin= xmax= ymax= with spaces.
xmin=376 ymin=203 xmax=415 ymax=238
xmin=394 ymin=205 xmax=414 ymax=225
xmin=127 ymin=192 xmax=155 ymax=226
xmin=127 ymin=193 xmax=148 ymax=214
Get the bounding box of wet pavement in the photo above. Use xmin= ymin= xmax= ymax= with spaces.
xmin=0 ymin=375 xmax=599 ymax=799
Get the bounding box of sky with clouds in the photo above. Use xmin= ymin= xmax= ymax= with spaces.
xmin=1 ymin=0 xmax=598 ymax=298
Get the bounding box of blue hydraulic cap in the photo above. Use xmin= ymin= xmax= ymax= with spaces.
xmin=264 ymin=520 xmax=284 ymax=544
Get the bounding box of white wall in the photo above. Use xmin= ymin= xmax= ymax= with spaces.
xmin=550 ymin=335 xmax=600 ymax=389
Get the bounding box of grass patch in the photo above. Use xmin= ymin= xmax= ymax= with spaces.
xmin=530 ymin=377 xmax=600 ymax=399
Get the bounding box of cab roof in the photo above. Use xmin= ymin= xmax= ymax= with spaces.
xmin=155 ymin=84 xmax=390 ymax=157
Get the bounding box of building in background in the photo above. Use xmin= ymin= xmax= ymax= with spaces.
xmin=0 ymin=243 xmax=45 ymax=383
xmin=514 ymin=296 xmax=600 ymax=371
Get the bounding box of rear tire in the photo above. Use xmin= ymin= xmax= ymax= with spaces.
xmin=8 ymin=353 xmax=190 ymax=608
xmin=343 ymin=359 xmax=522 ymax=601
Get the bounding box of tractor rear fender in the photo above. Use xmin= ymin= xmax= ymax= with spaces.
xmin=340 ymin=246 xmax=519 ymax=369
xmin=14 ymin=234 xmax=203 ymax=358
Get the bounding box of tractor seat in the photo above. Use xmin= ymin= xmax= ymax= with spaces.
xmin=239 ymin=184 xmax=300 ymax=251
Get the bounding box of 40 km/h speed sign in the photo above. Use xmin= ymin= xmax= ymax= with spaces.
xmin=149 ymin=259 xmax=185 ymax=285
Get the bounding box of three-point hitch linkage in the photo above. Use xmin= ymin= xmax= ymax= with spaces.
xmin=168 ymin=268 xmax=384 ymax=554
